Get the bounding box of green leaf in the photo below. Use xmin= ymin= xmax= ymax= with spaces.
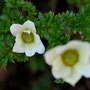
xmin=54 ymin=79 xmax=64 ymax=84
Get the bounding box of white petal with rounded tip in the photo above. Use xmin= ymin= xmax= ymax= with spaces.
xmin=25 ymin=44 xmax=36 ymax=57
xmin=80 ymin=61 xmax=90 ymax=78
xmin=64 ymin=69 xmax=82 ymax=86
xmin=36 ymin=41 xmax=45 ymax=54
xmin=52 ymin=57 xmax=71 ymax=79
xmin=13 ymin=43 xmax=24 ymax=53
xmin=44 ymin=45 xmax=65 ymax=65
xmin=23 ymin=20 xmax=36 ymax=33
xmin=34 ymin=34 xmax=45 ymax=54
xmin=10 ymin=24 xmax=23 ymax=36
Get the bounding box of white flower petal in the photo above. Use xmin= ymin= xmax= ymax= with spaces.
xmin=34 ymin=34 xmax=45 ymax=54
xmin=25 ymin=44 xmax=36 ymax=57
xmin=23 ymin=20 xmax=36 ymax=33
xmin=80 ymin=61 xmax=90 ymax=78
xmin=16 ymin=33 xmax=24 ymax=45
xmin=10 ymin=24 xmax=23 ymax=36
xmin=52 ymin=57 xmax=71 ymax=79
xmin=74 ymin=61 xmax=85 ymax=72
xmin=44 ymin=46 xmax=65 ymax=65
xmin=64 ymin=69 xmax=82 ymax=86
xmin=13 ymin=43 xmax=24 ymax=53
xmin=36 ymin=42 xmax=45 ymax=54
xmin=34 ymin=34 xmax=41 ymax=44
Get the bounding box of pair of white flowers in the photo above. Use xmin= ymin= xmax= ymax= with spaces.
xmin=10 ymin=20 xmax=90 ymax=86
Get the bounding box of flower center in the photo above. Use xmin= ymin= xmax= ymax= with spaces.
xmin=22 ymin=32 xmax=34 ymax=43
xmin=61 ymin=49 xmax=79 ymax=67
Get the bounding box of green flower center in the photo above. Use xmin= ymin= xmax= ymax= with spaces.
xmin=22 ymin=32 xmax=34 ymax=43
xmin=61 ymin=49 xmax=79 ymax=67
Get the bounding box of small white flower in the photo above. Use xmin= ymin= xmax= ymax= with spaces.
xmin=10 ymin=20 xmax=45 ymax=57
xmin=44 ymin=40 xmax=90 ymax=86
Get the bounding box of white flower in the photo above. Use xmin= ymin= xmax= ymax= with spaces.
xmin=10 ymin=20 xmax=45 ymax=57
xmin=44 ymin=40 xmax=90 ymax=86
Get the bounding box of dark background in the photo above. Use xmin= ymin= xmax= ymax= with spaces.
xmin=0 ymin=0 xmax=90 ymax=90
